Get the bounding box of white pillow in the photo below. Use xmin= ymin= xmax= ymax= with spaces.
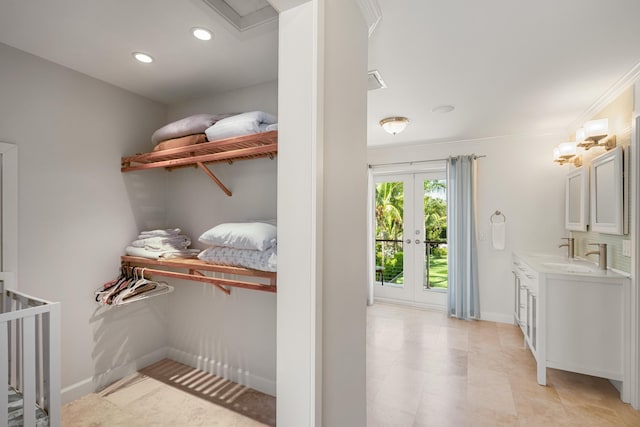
xmin=204 ymin=111 xmax=277 ymax=141
xmin=199 ymin=222 xmax=277 ymax=251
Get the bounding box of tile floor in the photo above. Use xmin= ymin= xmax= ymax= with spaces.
xmin=61 ymin=359 xmax=275 ymax=426
xmin=61 ymin=303 xmax=640 ymax=426
xmin=367 ymin=302 xmax=640 ymax=426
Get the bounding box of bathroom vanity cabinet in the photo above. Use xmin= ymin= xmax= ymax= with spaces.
xmin=512 ymin=253 xmax=629 ymax=399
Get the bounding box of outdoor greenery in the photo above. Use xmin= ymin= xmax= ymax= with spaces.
xmin=375 ymin=179 xmax=448 ymax=288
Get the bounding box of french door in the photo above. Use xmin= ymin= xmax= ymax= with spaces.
xmin=373 ymin=172 xmax=448 ymax=309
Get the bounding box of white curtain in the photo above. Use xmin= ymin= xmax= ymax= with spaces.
xmin=447 ymin=155 xmax=480 ymax=319
xmin=366 ymin=167 xmax=375 ymax=305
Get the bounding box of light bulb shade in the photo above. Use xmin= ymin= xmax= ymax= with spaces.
xmin=380 ymin=116 xmax=409 ymax=135
xmin=584 ymin=118 xmax=608 ymax=141
xmin=575 ymin=128 xmax=585 ymax=142
xmin=558 ymin=142 xmax=577 ymax=158
xmin=553 ymin=147 xmax=561 ymax=162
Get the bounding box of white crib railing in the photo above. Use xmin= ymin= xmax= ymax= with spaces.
xmin=0 ymin=277 xmax=60 ymax=427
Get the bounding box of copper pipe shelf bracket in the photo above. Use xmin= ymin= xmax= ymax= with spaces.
xmin=196 ymin=162 xmax=232 ymax=196
xmin=121 ymin=256 xmax=277 ymax=294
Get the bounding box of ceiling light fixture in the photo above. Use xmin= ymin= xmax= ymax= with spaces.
xmin=380 ymin=116 xmax=409 ymax=135
xmin=192 ymin=27 xmax=213 ymax=41
xmin=132 ymin=52 xmax=153 ymax=63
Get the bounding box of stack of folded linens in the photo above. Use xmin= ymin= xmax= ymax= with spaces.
xmin=125 ymin=228 xmax=200 ymax=259
xmin=197 ymin=221 xmax=277 ymax=272
xmin=151 ymin=113 xmax=235 ymax=151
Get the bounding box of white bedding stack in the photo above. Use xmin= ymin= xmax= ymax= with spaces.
xmin=125 ymin=228 xmax=200 ymax=259
xmin=197 ymin=221 xmax=277 ymax=272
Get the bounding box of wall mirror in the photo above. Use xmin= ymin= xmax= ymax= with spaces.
xmin=590 ymin=146 xmax=623 ymax=234
xmin=565 ymin=167 xmax=588 ymax=231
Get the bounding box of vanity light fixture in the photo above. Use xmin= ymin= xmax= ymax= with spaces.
xmin=132 ymin=52 xmax=154 ymax=63
xmin=380 ymin=116 xmax=409 ymax=135
xmin=192 ymin=27 xmax=213 ymax=41
xmin=553 ymin=142 xmax=582 ymax=167
xmin=576 ymin=118 xmax=616 ymax=150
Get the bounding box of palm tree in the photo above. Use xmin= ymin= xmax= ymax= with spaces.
xmin=375 ymin=181 xmax=404 ymax=240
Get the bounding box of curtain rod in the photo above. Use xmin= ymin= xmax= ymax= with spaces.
xmin=368 ymin=154 xmax=486 ymax=169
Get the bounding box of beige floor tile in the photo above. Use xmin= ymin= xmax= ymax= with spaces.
xmin=367 ymin=399 xmax=415 ymax=427
xmin=366 ymin=303 xmax=640 ymax=426
xmin=63 ymin=360 xmax=275 ymax=427
xmin=62 ymin=393 xmax=150 ymax=427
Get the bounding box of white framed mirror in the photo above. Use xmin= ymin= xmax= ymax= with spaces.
xmin=590 ymin=146 xmax=623 ymax=234
xmin=565 ymin=167 xmax=588 ymax=231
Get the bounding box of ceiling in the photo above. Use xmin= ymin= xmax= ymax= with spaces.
xmin=1 ymin=0 xmax=640 ymax=147
xmin=368 ymin=0 xmax=640 ymax=146
xmin=0 ymin=0 xmax=279 ymax=105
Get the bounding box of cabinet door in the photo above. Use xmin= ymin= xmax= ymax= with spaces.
xmin=530 ymin=294 xmax=537 ymax=351
xmin=526 ymin=289 xmax=531 ymax=337
xmin=519 ymin=285 xmax=528 ymax=333
xmin=514 ymin=272 xmax=520 ymax=321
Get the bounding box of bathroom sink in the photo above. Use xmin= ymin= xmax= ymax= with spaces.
xmin=540 ymin=262 xmax=599 ymax=274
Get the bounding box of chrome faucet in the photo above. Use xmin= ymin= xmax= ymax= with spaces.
xmin=585 ymin=243 xmax=608 ymax=270
xmin=559 ymin=237 xmax=575 ymax=258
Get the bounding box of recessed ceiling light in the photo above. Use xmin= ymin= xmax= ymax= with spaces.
xmin=431 ymin=105 xmax=455 ymax=113
xmin=192 ymin=27 xmax=213 ymax=41
xmin=132 ymin=52 xmax=153 ymax=63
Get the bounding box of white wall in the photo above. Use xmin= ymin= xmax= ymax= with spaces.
xmin=163 ymin=81 xmax=278 ymax=394
xmin=168 ymin=81 xmax=277 ymax=121
xmin=321 ymin=0 xmax=368 ymax=425
xmin=276 ymin=3 xmax=322 ymax=425
xmin=368 ymin=134 xmax=567 ymax=322
xmin=0 ymin=42 xmax=170 ymax=402
xmin=277 ymin=0 xmax=368 ymax=425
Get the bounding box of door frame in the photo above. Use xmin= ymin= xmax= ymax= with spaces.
xmin=0 ymin=142 xmax=18 ymax=282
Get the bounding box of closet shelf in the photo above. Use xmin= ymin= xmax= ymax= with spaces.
xmin=121 ymin=130 xmax=277 ymax=195
xmin=121 ymin=256 xmax=277 ymax=294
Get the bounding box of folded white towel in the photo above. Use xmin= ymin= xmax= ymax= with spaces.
xmin=125 ymin=246 xmax=200 ymax=260
xmin=131 ymin=235 xmax=191 ymax=250
xmin=139 ymin=228 xmax=182 ymax=237
xmin=491 ymin=222 xmax=506 ymax=250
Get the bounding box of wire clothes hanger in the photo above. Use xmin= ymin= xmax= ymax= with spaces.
xmin=95 ymin=266 xmax=174 ymax=306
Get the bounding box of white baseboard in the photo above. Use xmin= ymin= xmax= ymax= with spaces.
xmin=373 ymin=299 xmax=514 ymax=325
xmin=373 ymin=297 xmax=446 ymax=312
xmin=480 ymin=311 xmax=515 ymax=324
xmin=60 ymin=347 xmax=168 ymax=404
xmin=167 ymin=347 xmax=276 ymax=397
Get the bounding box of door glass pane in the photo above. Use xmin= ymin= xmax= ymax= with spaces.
xmin=421 ymin=179 xmax=447 ymax=290
xmin=375 ymin=181 xmax=405 ymax=286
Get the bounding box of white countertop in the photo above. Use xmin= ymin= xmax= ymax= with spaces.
xmin=514 ymin=252 xmax=630 ymax=279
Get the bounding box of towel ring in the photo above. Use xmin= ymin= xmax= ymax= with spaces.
xmin=490 ymin=210 xmax=506 ymax=223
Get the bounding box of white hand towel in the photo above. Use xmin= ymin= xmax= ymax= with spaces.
xmin=491 ymin=222 xmax=505 ymax=250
